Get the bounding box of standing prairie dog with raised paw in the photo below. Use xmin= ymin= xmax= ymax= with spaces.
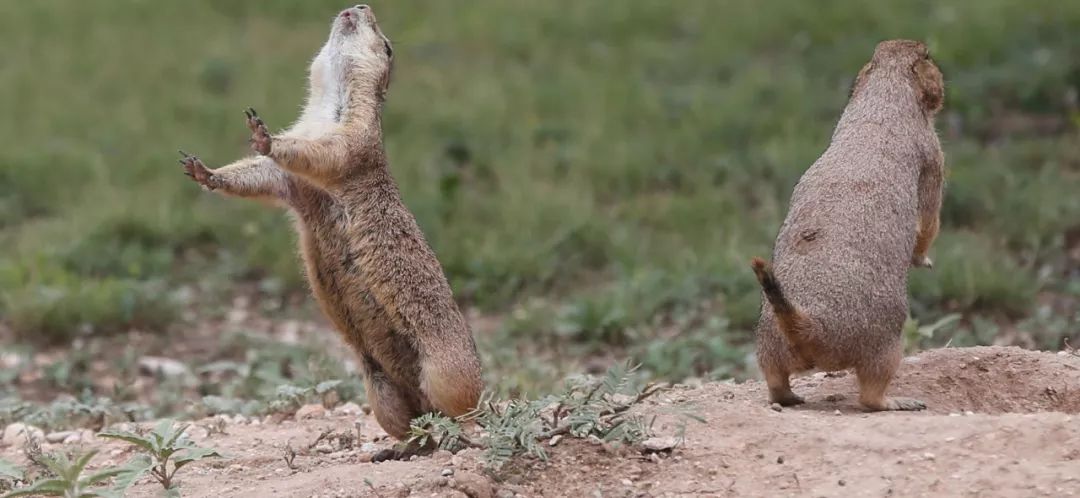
xmin=178 ymin=5 xmax=483 ymax=460
xmin=751 ymin=39 xmax=945 ymax=412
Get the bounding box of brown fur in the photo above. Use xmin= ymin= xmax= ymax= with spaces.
xmin=751 ymin=39 xmax=945 ymax=412
xmin=179 ymin=6 xmax=483 ymax=454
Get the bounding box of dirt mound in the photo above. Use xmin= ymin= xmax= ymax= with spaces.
xmin=2 ymin=346 xmax=1078 ymax=497
xmin=901 ymin=346 xmax=1080 ymax=413
xmin=797 ymin=345 xmax=1080 ymax=414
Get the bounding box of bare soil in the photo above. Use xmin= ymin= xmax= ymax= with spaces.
xmin=4 ymin=346 xmax=1080 ymax=497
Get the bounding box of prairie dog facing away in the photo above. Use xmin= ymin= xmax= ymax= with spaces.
xmin=178 ymin=5 xmax=483 ymax=458
xmin=751 ymin=40 xmax=945 ymax=411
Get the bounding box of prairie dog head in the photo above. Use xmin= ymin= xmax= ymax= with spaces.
xmin=850 ymin=39 xmax=944 ymax=115
xmin=309 ymin=5 xmax=394 ymax=104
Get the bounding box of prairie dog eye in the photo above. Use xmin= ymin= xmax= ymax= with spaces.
xmin=384 ymin=40 xmax=393 ymax=58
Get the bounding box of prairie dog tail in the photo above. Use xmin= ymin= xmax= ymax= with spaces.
xmin=750 ymin=257 xmax=818 ymax=362
xmin=418 ymin=341 xmax=484 ymax=418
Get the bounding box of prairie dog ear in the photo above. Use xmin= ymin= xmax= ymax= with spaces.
xmin=850 ymin=62 xmax=874 ymax=98
xmin=913 ymin=58 xmax=944 ymax=114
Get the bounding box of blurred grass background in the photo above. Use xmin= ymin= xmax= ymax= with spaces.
xmin=0 ymin=0 xmax=1078 ymax=406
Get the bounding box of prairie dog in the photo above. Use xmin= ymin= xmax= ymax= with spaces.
xmin=179 ymin=5 xmax=484 ymax=457
xmin=751 ymin=40 xmax=945 ymax=411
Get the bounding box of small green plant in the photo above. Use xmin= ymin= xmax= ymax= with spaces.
xmin=408 ymin=413 xmax=468 ymax=452
xmin=362 ymin=478 xmax=383 ymax=497
xmin=536 ymin=361 xmax=660 ymax=446
xmin=281 ymin=440 xmax=299 ymax=471
xmin=195 ymin=333 xmax=363 ymax=417
xmin=409 ymin=361 xmax=670 ymax=471
xmin=0 ymin=458 xmax=24 ymax=493
xmin=98 ymin=419 xmax=224 ymax=496
xmin=903 ymin=313 xmax=963 ymax=353
xmin=470 ymin=395 xmax=552 ymax=469
xmin=267 ymin=380 xmax=343 ymax=413
xmin=0 ymin=395 xmax=147 ymax=434
xmin=1 ymin=449 xmax=140 ymax=498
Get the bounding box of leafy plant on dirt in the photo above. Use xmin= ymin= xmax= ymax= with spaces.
xmin=97 ymin=419 xmax=224 ymax=496
xmin=409 ymin=361 xmax=668 ymax=470
xmin=0 ymin=394 xmax=150 ymax=433
xmin=407 ymin=413 xmax=468 ymax=452
xmin=268 ymin=380 xmax=343 ymax=413
xmin=540 ymin=361 xmax=663 ymax=443
xmin=0 ymin=458 xmax=24 ymax=493
xmin=196 ymin=333 xmax=363 ymax=418
xmin=0 ymin=449 xmax=142 ymax=498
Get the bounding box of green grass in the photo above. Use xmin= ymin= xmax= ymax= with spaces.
xmin=0 ymin=0 xmax=1078 ymax=391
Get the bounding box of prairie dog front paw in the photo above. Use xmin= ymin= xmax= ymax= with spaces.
xmin=912 ymin=254 xmax=933 ymax=269
xmin=178 ymin=150 xmax=217 ymax=190
xmin=245 ymin=107 xmax=272 ymax=155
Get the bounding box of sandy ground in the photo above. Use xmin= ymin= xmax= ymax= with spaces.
xmin=2 ymin=345 xmax=1079 ymax=497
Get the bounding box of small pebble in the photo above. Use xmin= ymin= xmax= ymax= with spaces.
xmin=2 ymin=423 xmax=44 ymax=447
xmin=442 ymin=468 xmax=454 ymax=477
xmin=641 ymin=436 xmax=678 ymax=452
xmin=295 ymin=404 xmax=326 ymax=420
xmin=838 ymin=479 xmax=846 ymax=487
xmin=334 ymin=402 xmax=363 ymax=416
xmin=770 ymin=403 xmax=782 ymax=412
xmin=777 ymin=456 xmax=785 ymax=464
xmin=45 ymin=431 xmax=76 ymax=444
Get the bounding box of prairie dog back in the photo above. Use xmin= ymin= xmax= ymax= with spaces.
xmin=751 ymin=39 xmax=945 ymax=412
